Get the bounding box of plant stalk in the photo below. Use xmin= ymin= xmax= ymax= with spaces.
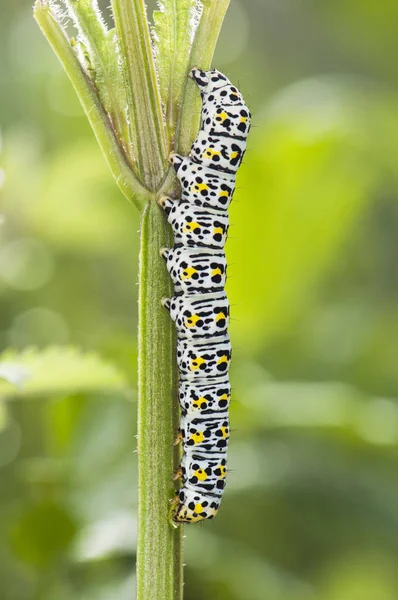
xmin=137 ymin=200 xmax=182 ymax=600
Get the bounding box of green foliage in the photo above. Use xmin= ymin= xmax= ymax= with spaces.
xmin=228 ymin=79 xmax=377 ymax=347
xmin=0 ymin=402 xmax=8 ymax=433
xmin=33 ymin=0 xmax=150 ymax=209
xmin=153 ymin=0 xmax=198 ymax=137
xmin=10 ymin=500 xmax=78 ymax=568
xmin=0 ymin=347 xmax=129 ymax=400
xmin=3 ymin=0 xmax=398 ymax=599
xmin=18 ymin=142 xmax=138 ymax=254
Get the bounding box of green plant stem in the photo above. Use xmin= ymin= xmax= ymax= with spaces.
xmin=111 ymin=0 xmax=168 ymax=190
xmin=137 ymin=201 xmax=182 ymax=600
xmin=33 ymin=0 xmax=150 ymax=210
xmin=177 ymin=0 xmax=231 ymax=155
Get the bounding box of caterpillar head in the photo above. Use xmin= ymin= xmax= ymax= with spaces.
xmin=190 ymin=67 xmax=230 ymax=95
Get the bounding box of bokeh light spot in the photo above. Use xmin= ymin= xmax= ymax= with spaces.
xmin=8 ymin=307 xmax=69 ymax=348
xmin=357 ymin=398 xmax=398 ymax=445
xmin=0 ymin=238 xmax=54 ymax=291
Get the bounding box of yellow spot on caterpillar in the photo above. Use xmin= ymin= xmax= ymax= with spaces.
xmin=240 ymin=116 xmax=247 ymax=123
xmin=219 ymin=191 xmax=229 ymax=197
xmin=183 ymin=221 xmax=201 ymax=233
xmin=218 ymin=465 xmax=226 ymax=477
xmin=219 ymin=393 xmax=229 ymax=401
xmin=191 ymin=431 xmax=205 ymax=444
xmin=217 ymin=355 xmax=229 ymax=365
xmin=190 ymin=356 xmax=206 ymax=371
xmin=230 ymin=151 xmax=239 ymax=160
xmin=211 ymin=267 xmax=222 ymax=278
xmin=217 ymin=111 xmax=229 ymax=122
xmin=213 ymin=227 xmax=223 ymax=236
xmin=182 ymin=266 xmax=197 ymax=280
xmin=220 ymin=426 xmax=229 ymax=439
xmin=185 ymin=314 xmax=201 ymax=328
xmin=193 ymin=396 xmax=208 ymax=409
xmin=194 ymin=503 xmax=204 ymax=514
xmin=194 ymin=469 xmax=208 ymax=481
xmin=193 ymin=182 xmax=209 ymax=193
xmin=203 ymin=148 xmax=220 ymax=160
xmin=215 ymin=312 xmax=226 ymax=322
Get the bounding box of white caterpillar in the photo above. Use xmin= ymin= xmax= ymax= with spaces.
xmin=160 ymin=68 xmax=250 ymax=522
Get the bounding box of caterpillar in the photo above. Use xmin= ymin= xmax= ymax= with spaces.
xmin=160 ymin=68 xmax=250 ymax=523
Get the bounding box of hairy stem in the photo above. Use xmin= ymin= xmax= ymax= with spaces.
xmin=137 ymin=201 xmax=182 ymax=600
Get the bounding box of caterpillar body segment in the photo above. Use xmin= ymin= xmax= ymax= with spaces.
xmin=171 ymin=155 xmax=235 ymax=211
xmin=181 ymin=453 xmax=227 ymax=496
xmin=178 ymin=378 xmax=231 ymax=415
xmin=201 ymin=104 xmax=251 ymax=138
xmin=161 ymin=68 xmax=250 ymax=523
xmin=163 ymin=200 xmax=229 ymax=249
xmin=190 ymin=130 xmax=246 ymax=173
xmin=162 ymin=246 xmax=227 ymax=295
xmin=164 ymin=291 xmax=230 ymax=339
xmin=180 ymin=412 xmax=230 ymax=454
xmin=177 ymin=335 xmax=232 ymax=380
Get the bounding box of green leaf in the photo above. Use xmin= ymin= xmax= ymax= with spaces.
xmin=65 ymin=2 xmax=132 ymax=165
xmin=0 ymin=347 xmax=130 ymax=400
xmin=111 ymin=0 xmax=168 ymax=190
xmin=33 ymin=1 xmax=150 ymax=209
xmin=153 ymin=0 xmax=198 ymax=139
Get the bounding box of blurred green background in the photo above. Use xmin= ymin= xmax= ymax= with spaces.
xmin=2 ymin=1 xmax=398 ymax=598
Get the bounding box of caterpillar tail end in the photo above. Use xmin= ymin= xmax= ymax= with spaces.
xmin=172 ymin=489 xmax=220 ymax=524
